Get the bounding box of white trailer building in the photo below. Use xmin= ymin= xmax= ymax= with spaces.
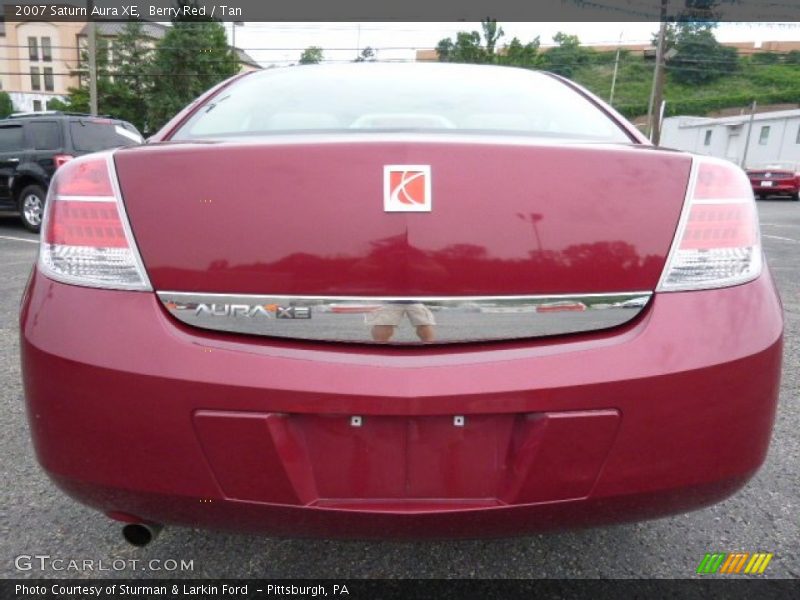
xmin=660 ymin=109 xmax=800 ymax=169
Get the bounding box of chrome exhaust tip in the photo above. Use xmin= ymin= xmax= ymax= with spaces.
xmin=122 ymin=523 xmax=162 ymax=547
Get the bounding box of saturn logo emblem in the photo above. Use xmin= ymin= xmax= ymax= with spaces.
xmin=384 ymin=165 xmax=432 ymax=212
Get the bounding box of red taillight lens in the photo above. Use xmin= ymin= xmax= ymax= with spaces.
xmin=679 ymin=203 xmax=758 ymax=250
xmin=658 ymin=157 xmax=761 ymax=291
xmin=52 ymin=157 xmax=113 ymax=196
xmin=45 ymin=200 xmax=128 ymax=248
xmin=53 ymin=154 xmax=74 ymax=169
xmin=693 ymin=161 xmax=752 ymax=199
xmin=39 ymin=153 xmax=151 ymax=291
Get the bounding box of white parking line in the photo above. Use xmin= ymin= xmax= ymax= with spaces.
xmin=0 ymin=234 xmax=38 ymax=244
xmin=763 ymin=234 xmax=800 ymax=244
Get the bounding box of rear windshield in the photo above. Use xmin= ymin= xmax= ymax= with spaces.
xmin=751 ymin=162 xmax=797 ymax=171
xmin=69 ymin=120 xmax=143 ymax=152
xmin=172 ymin=65 xmax=631 ymax=143
xmin=0 ymin=125 xmax=24 ymax=150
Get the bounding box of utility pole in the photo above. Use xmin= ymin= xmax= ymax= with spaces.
xmin=609 ymin=31 xmax=623 ymax=106
xmin=87 ymin=0 xmax=98 ymax=115
xmin=231 ymin=21 xmax=243 ymax=72
xmin=646 ymin=0 xmax=669 ymax=144
xmin=740 ymin=100 xmax=758 ymax=169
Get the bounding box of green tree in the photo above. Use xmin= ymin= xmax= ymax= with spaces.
xmin=354 ymin=46 xmax=376 ymax=62
xmin=147 ymin=3 xmax=237 ymax=132
xmin=299 ymin=46 xmax=324 ymax=64
xmin=661 ymin=22 xmax=738 ymax=85
xmin=108 ymin=22 xmax=154 ymax=133
xmin=541 ymin=32 xmax=592 ymax=78
xmin=436 ymin=19 xmax=505 ymax=64
xmin=499 ymin=36 xmax=541 ymax=68
xmin=436 ymin=31 xmax=485 ymax=63
xmin=44 ymin=96 xmax=71 ymax=112
xmin=47 ymin=36 xmax=115 ymax=114
xmin=751 ymin=52 xmax=780 ymax=64
xmin=51 ymin=23 xmax=155 ymax=133
xmin=481 ymin=19 xmax=504 ymax=57
xmin=0 ymin=91 xmax=15 ymax=117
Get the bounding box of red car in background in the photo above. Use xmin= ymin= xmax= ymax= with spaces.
xmin=747 ymin=162 xmax=800 ymax=200
xmin=20 ymin=64 xmax=782 ymax=544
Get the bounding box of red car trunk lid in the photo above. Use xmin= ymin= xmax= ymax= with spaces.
xmin=115 ymin=138 xmax=690 ymax=296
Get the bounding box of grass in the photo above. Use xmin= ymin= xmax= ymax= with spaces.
xmin=570 ymin=54 xmax=800 ymax=119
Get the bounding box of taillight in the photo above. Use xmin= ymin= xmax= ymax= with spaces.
xmin=39 ymin=152 xmax=151 ymax=291
xmin=658 ymin=157 xmax=762 ymax=291
xmin=53 ymin=154 xmax=74 ymax=168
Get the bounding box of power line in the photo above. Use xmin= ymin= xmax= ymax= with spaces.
xmin=2 ymin=61 xmax=798 ymax=75
xmin=4 ymin=39 xmax=800 ymax=52
xmin=19 ymin=49 xmax=800 ymax=64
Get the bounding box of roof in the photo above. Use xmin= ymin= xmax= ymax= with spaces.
xmin=234 ymin=48 xmax=260 ymax=68
xmin=5 ymin=111 xmax=116 ymax=120
xmin=79 ymin=21 xmax=169 ymax=39
xmin=77 ymin=21 xmax=260 ymax=68
xmin=667 ymin=108 xmax=800 ymax=129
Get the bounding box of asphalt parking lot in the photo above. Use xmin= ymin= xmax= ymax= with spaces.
xmin=1 ymin=200 xmax=798 ymax=580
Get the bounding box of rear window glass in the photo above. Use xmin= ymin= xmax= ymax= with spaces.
xmin=172 ymin=65 xmax=630 ymax=143
xmin=28 ymin=121 xmax=62 ymax=150
xmin=0 ymin=125 xmax=24 ymax=151
xmin=68 ymin=121 xmax=143 ymax=152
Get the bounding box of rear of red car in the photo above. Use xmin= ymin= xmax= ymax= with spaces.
xmin=20 ymin=64 xmax=782 ymax=540
xmin=747 ymin=164 xmax=800 ymax=200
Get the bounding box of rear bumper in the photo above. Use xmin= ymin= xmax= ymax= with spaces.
xmin=751 ymin=181 xmax=799 ymax=195
xmin=20 ymin=269 xmax=783 ymax=538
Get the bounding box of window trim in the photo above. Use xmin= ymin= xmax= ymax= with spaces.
xmin=758 ymin=125 xmax=770 ymax=146
xmin=27 ymin=120 xmax=63 ymax=149
xmin=43 ymin=67 xmax=54 ymax=92
xmin=703 ymin=130 xmax=712 ymax=146
xmin=30 ymin=66 xmax=41 ymax=91
xmin=41 ymin=37 xmax=52 ymax=62
xmin=67 ymin=120 xmax=143 ymax=152
xmin=28 ymin=37 xmax=39 ymax=61
xmin=0 ymin=125 xmax=25 ymax=152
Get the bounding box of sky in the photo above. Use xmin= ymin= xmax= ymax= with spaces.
xmin=227 ymin=22 xmax=800 ymax=67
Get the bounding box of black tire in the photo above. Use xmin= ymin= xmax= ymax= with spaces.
xmin=791 ymin=191 xmax=800 ymax=202
xmin=18 ymin=184 xmax=46 ymax=233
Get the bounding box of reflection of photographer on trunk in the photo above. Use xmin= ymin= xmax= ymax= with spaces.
xmin=366 ymin=302 xmax=436 ymax=342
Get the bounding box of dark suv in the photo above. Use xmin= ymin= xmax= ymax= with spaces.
xmin=0 ymin=112 xmax=142 ymax=231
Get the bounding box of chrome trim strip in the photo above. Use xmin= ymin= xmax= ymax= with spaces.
xmin=158 ymin=290 xmax=652 ymax=302
xmin=55 ymin=195 xmax=117 ymax=203
xmin=157 ymin=291 xmax=652 ymax=345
